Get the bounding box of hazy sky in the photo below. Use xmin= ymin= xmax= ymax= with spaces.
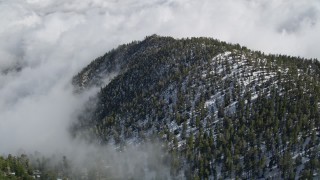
xmin=0 ymin=0 xmax=320 ymax=154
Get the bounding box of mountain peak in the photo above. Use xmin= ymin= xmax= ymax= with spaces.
xmin=72 ymin=35 xmax=320 ymax=179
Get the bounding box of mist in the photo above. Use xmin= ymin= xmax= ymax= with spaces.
xmin=0 ymin=0 xmax=320 ymax=176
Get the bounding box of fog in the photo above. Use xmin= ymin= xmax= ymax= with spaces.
xmin=0 ymin=0 xmax=320 ymax=175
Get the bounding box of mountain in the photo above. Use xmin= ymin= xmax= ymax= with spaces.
xmin=72 ymin=35 xmax=320 ymax=179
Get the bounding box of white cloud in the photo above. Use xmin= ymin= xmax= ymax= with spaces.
xmin=0 ymin=0 xmax=320 ymax=154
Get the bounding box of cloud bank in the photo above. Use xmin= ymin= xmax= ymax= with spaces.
xmin=0 ymin=0 xmax=320 ymax=154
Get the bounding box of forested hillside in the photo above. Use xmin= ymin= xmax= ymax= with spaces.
xmin=0 ymin=154 xmax=35 ymax=180
xmin=73 ymin=35 xmax=320 ymax=179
